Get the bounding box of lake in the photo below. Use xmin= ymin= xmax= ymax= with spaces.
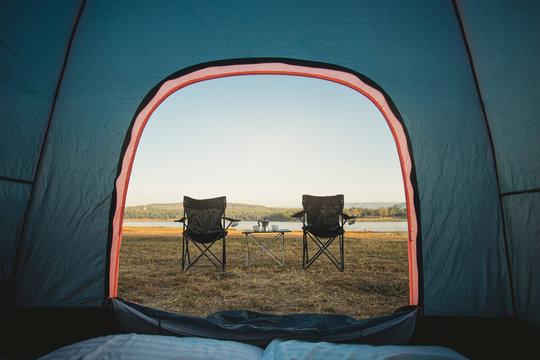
xmin=123 ymin=220 xmax=408 ymax=233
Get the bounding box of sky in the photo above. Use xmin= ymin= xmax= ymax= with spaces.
xmin=126 ymin=74 xmax=405 ymax=207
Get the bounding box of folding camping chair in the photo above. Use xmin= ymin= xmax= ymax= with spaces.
xmin=292 ymin=194 xmax=357 ymax=272
xmin=176 ymin=196 xmax=239 ymax=271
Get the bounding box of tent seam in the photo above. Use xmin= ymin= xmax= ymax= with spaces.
xmin=0 ymin=175 xmax=32 ymax=185
xmin=501 ymin=188 xmax=540 ymax=198
xmin=9 ymin=0 xmax=88 ymax=305
xmin=452 ymin=0 xmax=516 ymax=317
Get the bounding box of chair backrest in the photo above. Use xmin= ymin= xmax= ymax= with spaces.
xmin=302 ymin=194 xmax=344 ymax=234
xmin=184 ymin=196 xmax=226 ymax=235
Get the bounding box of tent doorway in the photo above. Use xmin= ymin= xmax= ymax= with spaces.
xmin=112 ymin=60 xmax=419 ymax=318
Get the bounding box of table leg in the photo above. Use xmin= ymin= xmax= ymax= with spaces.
xmin=281 ymin=233 xmax=285 ymax=266
xmin=245 ymin=233 xmax=249 ymax=267
xmin=246 ymin=232 xmax=285 ymax=266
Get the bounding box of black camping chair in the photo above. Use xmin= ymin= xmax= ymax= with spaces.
xmin=176 ymin=196 xmax=239 ymax=271
xmin=292 ymin=194 xmax=357 ymax=272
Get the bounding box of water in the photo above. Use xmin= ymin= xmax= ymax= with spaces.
xmin=123 ymin=220 xmax=408 ymax=233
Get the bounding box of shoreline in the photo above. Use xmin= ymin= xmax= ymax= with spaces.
xmin=123 ymin=217 xmax=407 ymax=223
xmin=121 ymin=226 xmax=408 ymax=239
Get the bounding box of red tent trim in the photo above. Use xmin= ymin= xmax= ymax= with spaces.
xmin=110 ymin=62 xmax=419 ymax=306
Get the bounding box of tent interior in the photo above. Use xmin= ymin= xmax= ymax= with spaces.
xmin=1 ymin=1 xmax=539 ymax=359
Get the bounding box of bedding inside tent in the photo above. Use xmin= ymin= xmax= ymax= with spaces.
xmin=40 ymin=334 xmax=468 ymax=360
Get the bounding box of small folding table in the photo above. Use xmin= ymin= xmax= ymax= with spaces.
xmin=242 ymin=229 xmax=291 ymax=266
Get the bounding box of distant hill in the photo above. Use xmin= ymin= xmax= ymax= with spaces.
xmin=124 ymin=202 xmax=301 ymax=221
xmin=124 ymin=201 xmax=406 ymax=221
xmin=345 ymin=202 xmax=405 ymax=209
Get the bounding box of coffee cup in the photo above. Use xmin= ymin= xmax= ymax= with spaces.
xmin=253 ymin=225 xmax=260 ymax=231
xmin=271 ymin=225 xmax=278 ymax=231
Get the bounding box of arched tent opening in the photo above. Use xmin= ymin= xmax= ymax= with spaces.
xmin=118 ymin=72 xmax=410 ymax=317
xmin=110 ymin=60 xmax=421 ymax=313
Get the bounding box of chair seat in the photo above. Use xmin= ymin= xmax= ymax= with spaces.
xmin=185 ymin=229 xmax=226 ymax=243
xmin=303 ymin=226 xmax=344 ymax=238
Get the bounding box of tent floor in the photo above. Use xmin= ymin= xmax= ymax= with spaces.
xmin=411 ymin=315 xmax=539 ymax=359
xmin=1 ymin=306 xmax=123 ymax=359
xmin=1 ymin=306 xmax=538 ymax=359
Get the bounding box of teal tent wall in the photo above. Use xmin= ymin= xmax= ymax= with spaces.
xmin=457 ymin=0 xmax=540 ymax=326
xmin=1 ymin=0 xmax=538 ymax=330
xmin=0 ymin=0 xmax=85 ymax=304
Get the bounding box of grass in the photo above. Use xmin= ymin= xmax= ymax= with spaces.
xmin=118 ymin=227 xmax=409 ymax=319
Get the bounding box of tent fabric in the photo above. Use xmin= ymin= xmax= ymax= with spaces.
xmin=112 ymin=298 xmax=418 ymax=347
xmin=502 ymin=193 xmax=540 ymax=325
xmin=0 ymin=0 xmax=85 ymax=306
xmin=455 ymin=0 xmax=540 ymax=327
xmin=1 ymin=1 xmax=539 ymax=357
xmin=0 ymin=180 xmax=31 ymax=304
xmin=456 ymin=1 xmax=540 ymax=194
xmin=0 ymin=1 xmax=83 ymax=182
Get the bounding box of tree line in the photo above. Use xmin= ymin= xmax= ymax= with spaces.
xmin=347 ymin=204 xmax=406 ymax=218
xmin=124 ymin=203 xmax=406 ymax=221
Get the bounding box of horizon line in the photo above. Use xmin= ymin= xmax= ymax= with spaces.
xmin=125 ymin=200 xmax=407 ymax=208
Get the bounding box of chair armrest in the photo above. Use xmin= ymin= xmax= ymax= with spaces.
xmin=223 ymin=217 xmax=240 ymax=228
xmin=341 ymin=213 xmax=358 ymax=225
xmin=174 ymin=217 xmax=186 ymax=223
xmin=291 ymin=211 xmax=305 ymax=219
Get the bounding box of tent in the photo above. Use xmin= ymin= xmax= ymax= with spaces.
xmin=1 ymin=0 xmax=538 ymax=358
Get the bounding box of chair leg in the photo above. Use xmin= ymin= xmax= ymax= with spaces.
xmin=223 ymin=232 xmax=226 ymax=271
xmin=340 ymin=233 xmax=344 ymax=272
xmin=182 ymin=235 xmax=193 ymax=271
xmin=183 ymin=237 xmax=225 ymax=272
xmin=303 ymin=232 xmax=344 ymax=271
xmin=186 ymin=241 xmax=191 ymax=268
xmin=302 ymin=230 xmax=308 ymax=269
xmin=181 ymin=235 xmax=186 ymax=271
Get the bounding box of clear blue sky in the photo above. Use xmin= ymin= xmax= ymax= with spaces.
xmin=126 ymin=74 xmax=405 ymax=207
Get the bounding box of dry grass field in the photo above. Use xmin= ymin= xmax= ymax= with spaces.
xmin=118 ymin=227 xmax=409 ymax=319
